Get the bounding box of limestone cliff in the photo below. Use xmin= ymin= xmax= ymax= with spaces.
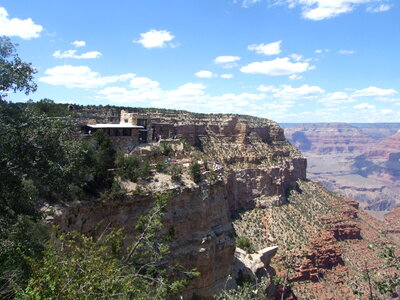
xmin=52 ymin=106 xmax=308 ymax=299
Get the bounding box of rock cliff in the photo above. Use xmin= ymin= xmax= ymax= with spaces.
xmin=53 ymin=107 xmax=307 ymax=299
xmin=54 ymin=181 xmax=235 ymax=299
xmin=283 ymin=123 xmax=400 ymax=216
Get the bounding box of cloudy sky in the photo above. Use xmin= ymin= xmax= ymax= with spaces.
xmin=1 ymin=0 xmax=399 ymax=122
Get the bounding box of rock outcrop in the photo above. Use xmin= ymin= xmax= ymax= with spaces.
xmin=53 ymin=107 xmax=308 ymax=299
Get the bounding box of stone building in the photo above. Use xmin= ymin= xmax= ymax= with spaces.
xmin=82 ymin=110 xmax=153 ymax=152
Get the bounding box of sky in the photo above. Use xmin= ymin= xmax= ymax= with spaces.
xmin=0 ymin=0 xmax=399 ymax=122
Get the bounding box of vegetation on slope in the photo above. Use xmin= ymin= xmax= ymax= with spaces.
xmin=0 ymin=37 xmax=195 ymax=299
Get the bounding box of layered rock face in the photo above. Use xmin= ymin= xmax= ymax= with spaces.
xmin=151 ymin=113 xmax=306 ymax=210
xmin=282 ymin=123 xmax=400 ymax=216
xmin=57 ymin=107 xmax=308 ymax=299
xmin=284 ymin=123 xmax=374 ymax=154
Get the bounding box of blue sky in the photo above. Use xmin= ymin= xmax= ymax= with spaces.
xmin=1 ymin=0 xmax=399 ymax=122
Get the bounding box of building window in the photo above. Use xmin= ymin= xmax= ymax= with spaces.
xmin=137 ymin=119 xmax=147 ymax=129
xmin=122 ymin=128 xmax=132 ymax=136
xmin=124 ymin=119 xmax=129 ymax=123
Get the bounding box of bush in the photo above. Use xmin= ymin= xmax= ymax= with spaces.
xmin=169 ymin=165 xmax=183 ymax=182
xmin=190 ymin=161 xmax=201 ymax=184
xmin=207 ymin=169 xmax=218 ymax=185
xmin=236 ymin=236 xmax=254 ymax=253
xmin=156 ymin=161 xmax=168 ymax=173
xmin=148 ymin=146 xmax=162 ymax=158
xmin=115 ymin=153 xmax=151 ymax=182
xmin=161 ymin=143 xmax=172 ymax=156
xmin=17 ymin=194 xmax=198 ymax=300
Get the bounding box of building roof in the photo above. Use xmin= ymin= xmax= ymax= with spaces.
xmin=87 ymin=123 xmax=144 ymax=129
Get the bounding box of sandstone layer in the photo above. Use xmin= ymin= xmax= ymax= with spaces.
xmin=282 ymin=123 xmax=400 ymax=216
xmin=53 ymin=107 xmax=308 ymax=299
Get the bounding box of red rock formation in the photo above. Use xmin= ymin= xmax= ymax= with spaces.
xmin=366 ymin=132 xmax=400 ymax=159
xmin=284 ymin=123 xmax=375 ymax=154
xmin=288 ymin=232 xmax=343 ymax=282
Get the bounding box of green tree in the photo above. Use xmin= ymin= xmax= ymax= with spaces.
xmin=0 ymin=37 xmax=37 ymax=100
xmin=17 ymin=194 xmax=198 ymax=300
xmin=0 ymin=102 xmax=91 ymax=298
xmin=190 ymin=161 xmax=201 ymax=184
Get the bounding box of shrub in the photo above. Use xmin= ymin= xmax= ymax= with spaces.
xmin=236 ymin=236 xmax=254 ymax=253
xmin=190 ymin=161 xmax=201 ymax=184
xmin=115 ymin=154 xmax=151 ymax=182
xmin=148 ymin=146 xmax=162 ymax=158
xmin=17 ymin=194 xmax=198 ymax=299
xmin=156 ymin=161 xmax=168 ymax=173
xmin=169 ymin=165 xmax=183 ymax=182
xmin=207 ymin=169 xmax=218 ymax=184
xmin=161 ymin=143 xmax=172 ymax=156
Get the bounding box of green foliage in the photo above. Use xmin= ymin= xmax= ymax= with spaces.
xmin=148 ymin=145 xmax=162 ymax=158
xmin=84 ymin=130 xmax=116 ymax=193
xmin=169 ymin=165 xmax=183 ymax=182
xmin=161 ymin=143 xmax=172 ymax=156
xmin=115 ymin=153 xmax=151 ymax=182
xmin=217 ymin=276 xmax=268 ymax=300
xmin=16 ymin=229 xmax=128 ymax=300
xmin=98 ymin=181 xmax=127 ymax=202
xmin=0 ymin=215 xmax=47 ymax=299
xmin=181 ymin=139 xmax=192 ymax=153
xmin=156 ymin=161 xmax=168 ymax=173
xmin=29 ymin=98 xmax=73 ymax=117
xmin=235 ymin=236 xmax=254 ymax=253
xmin=190 ymin=161 xmax=201 ymax=184
xmin=207 ymin=169 xmax=218 ymax=184
xmin=0 ymin=37 xmax=37 ymax=100
xmin=350 ymin=246 xmax=400 ymax=299
xmin=17 ymin=194 xmax=198 ymax=300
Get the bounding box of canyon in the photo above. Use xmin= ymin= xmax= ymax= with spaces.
xmin=49 ymin=106 xmax=400 ymax=299
xmin=283 ymin=123 xmax=400 ymax=218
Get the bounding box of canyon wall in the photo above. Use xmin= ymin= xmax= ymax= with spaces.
xmin=54 ymin=107 xmax=307 ymax=299
xmin=282 ymin=123 xmax=400 ymax=215
xmin=54 ymin=181 xmax=235 ymax=299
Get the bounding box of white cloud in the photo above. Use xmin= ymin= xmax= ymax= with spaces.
xmin=381 ymin=109 xmax=393 ymax=115
xmin=289 ymin=74 xmax=303 ymax=80
xmin=315 ymin=49 xmax=330 ymax=54
xmin=319 ymin=91 xmax=356 ymax=107
xmin=271 ymin=84 xmax=324 ymax=99
xmin=338 ymin=49 xmax=356 ymax=55
xmin=167 ymin=82 xmax=206 ymax=98
xmin=257 ymin=85 xmax=277 ymax=93
xmin=290 ymin=54 xmax=305 ymax=62
xmin=367 ymin=4 xmax=391 ymax=12
xmin=241 ymin=57 xmax=314 ymax=76
xmin=354 ymin=103 xmax=376 ymax=110
xmin=134 ymin=29 xmax=175 ymax=48
xmin=241 ymin=0 xmax=262 ymax=8
xmin=248 ymin=40 xmax=282 ymax=55
xmin=72 ymin=40 xmax=86 ymax=47
xmin=274 ymin=0 xmax=380 ymax=20
xmin=130 ymin=77 xmax=160 ymax=89
xmin=39 ymin=65 xmax=134 ymax=89
xmin=214 ymin=56 xmax=241 ymax=64
xmin=53 ymin=49 xmax=102 ymax=59
xmin=353 ymin=86 xmax=397 ymax=97
xmin=195 ymin=70 xmax=215 ymax=78
xmin=221 ymin=74 xmax=234 ymax=79
xmin=0 ymin=7 xmax=43 ymax=39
